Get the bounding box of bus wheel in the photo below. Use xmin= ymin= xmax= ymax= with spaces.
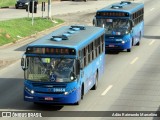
xmin=91 ymin=72 xmax=98 ymax=90
xmin=136 ymin=41 xmax=140 ymax=46
xmin=127 ymin=48 xmax=131 ymax=52
xmin=75 ymin=86 xmax=84 ymax=105
xmin=81 ymin=84 xmax=84 ymax=100
xmin=75 ymin=100 xmax=80 ymax=105
xmin=136 ymin=32 xmax=141 ymax=46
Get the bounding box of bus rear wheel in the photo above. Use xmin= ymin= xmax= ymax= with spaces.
xmin=127 ymin=49 xmax=131 ymax=52
xmin=75 ymin=84 xmax=84 ymax=105
xmin=91 ymin=72 xmax=98 ymax=90
xmin=136 ymin=41 xmax=140 ymax=46
xmin=127 ymin=48 xmax=131 ymax=52
xmin=136 ymin=32 xmax=141 ymax=46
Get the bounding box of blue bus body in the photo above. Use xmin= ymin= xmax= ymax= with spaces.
xmin=94 ymin=1 xmax=144 ymax=52
xmin=22 ymin=25 xmax=105 ymax=104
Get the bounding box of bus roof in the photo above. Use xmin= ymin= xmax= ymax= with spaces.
xmin=28 ymin=25 xmax=104 ymax=50
xmin=97 ymin=1 xmax=144 ymax=14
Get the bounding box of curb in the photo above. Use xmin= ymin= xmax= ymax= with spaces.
xmin=0 ymin=6 xmax=9 ymax=9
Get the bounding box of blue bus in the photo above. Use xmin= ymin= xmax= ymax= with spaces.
xmin=93 ymin=1 xmax=144 ymax=52
xmin=21 ymin=25 xmax=105 ymax=105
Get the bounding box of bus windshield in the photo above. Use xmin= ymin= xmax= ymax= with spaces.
xmin=25 ymin=57 xmax=76 ymax=82
xmin=97 ymin=19 xmax=131 ymax=35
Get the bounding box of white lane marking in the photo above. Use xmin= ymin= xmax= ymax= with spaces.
xmin=101 ymin=85 xmax=113 ymax=96
xmin=149 ymin=40 xmax=155 ymax=46
xmin=150 ymin=8 xmax=155 ymax=11
xmin=130 ymin=57 xmax=139 ymax=65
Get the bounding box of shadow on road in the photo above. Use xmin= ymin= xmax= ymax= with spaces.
xmin=106 ymin=50 xmax=121 ymax=54
xmin=15 ymin=44 xmax=29 ymax=51
xmin=0 ymin=78 xmax=64 ymax=111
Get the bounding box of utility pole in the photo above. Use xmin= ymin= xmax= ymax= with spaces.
xmin=42 ymin=2 xmax=45 ymax=18
xmin=28 ymin=4 xmax=29 ymax=18
xmin=32 ymin=1 xmax=34 ymax=26
xmin=48 ymin=0 xmax=52 ymax=19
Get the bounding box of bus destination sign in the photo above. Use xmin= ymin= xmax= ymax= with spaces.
xmin=26 ymin=47 xmax=76 ymax=55
xmin=96 ymin=12 xmax=129 ymax=17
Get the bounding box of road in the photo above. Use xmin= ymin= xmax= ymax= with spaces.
xmin=0 ymin=0 xmax=118 ymax=21
xmin=0 ymin=0 xmax=160 ymax=120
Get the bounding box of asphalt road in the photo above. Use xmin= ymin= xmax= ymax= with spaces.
xmin=0 ymin=0 xmax=160 ymax=120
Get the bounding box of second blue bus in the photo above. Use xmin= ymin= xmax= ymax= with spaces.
xmin=93 ymin=1 xmax=144 ymax=52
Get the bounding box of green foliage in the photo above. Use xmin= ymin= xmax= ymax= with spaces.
xmin=0 ymin=0 xmax=15 ymax=7
xmin=0 ymin=17 xmax=64 ymax=46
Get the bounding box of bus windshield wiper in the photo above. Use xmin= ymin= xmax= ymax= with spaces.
xmin=54 ymin=57 xmax=64 ymax=68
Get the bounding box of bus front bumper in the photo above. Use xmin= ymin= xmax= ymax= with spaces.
xmin=24 ymin=88 xmax=81 ymax=104
xmin=105 ymin=41 xmax=131 ymax=51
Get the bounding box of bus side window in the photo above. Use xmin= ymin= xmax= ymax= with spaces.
xmin=91 ymin=42 xmax=94 ymax=60
xmin=85 ymin=46 xmax=88 ymax=66
xmin=98 ymin=38 xmax=101 ymax=55
xmin=83 ymin=48 xmax=86 ymax=67
xmin=94 ymin=40 xmax=97 ymax=58
xmin=88 ymin=45 xmax=90 ymax=63
xmin=79 ymin=50 xmax=81 ymax=58
xmin=100 ymin=36 xmax=102 ymax=53
xmin=89 ymin=43 xmax=93 ymax=62
xmin=79 ymin=50 xmax=83 ymax=69
xmin=96 ymin=39 xmax=99 ymax=57
xmin=102 ymin=35 xmax=105 ymax=52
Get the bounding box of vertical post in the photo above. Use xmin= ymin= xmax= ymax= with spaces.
xmin=48 ymin=0 xmax=52 ymax=19
xmin=42 ymin=2 xmax=45 ymax=18
xmin=42 ymin=9 xmax=44 ymax=18
xmin=42 ymin=2 xmax=43 ymax=18
xmin=32 ymin=1 xmax=34 ymax=26
xmin=28 ymin=4 xmax=29 ymax=18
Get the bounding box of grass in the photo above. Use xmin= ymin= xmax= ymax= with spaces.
xmin=0 ymin=0 xmax=53 ymax=7
xmin=0 ymin=17 xmax=64 ymax=46
xmin=0 ymin=0 xmax=15 ymax=7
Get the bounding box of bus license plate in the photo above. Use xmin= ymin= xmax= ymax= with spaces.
xmin=109 ymin=45 xmax=114 ymax=47
xmin=45 ymin=97 xmax=53 ymax=101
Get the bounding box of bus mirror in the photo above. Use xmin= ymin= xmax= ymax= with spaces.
xmin=21 ymin=58 xmax=25 ymax=70
xmin=21 ymin=55 xmax=28 ymax=71
xmin=21 ymin=58 xmax=24 ymax=66
xmin=93 ymin=17 xmax=97 ymax=26
xmin=93 ymin=20 xmax=95 ymax=26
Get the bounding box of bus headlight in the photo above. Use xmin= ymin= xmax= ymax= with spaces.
xmin=25 ymin=2 xmax=29 ymax=5
xmin=31 ymin=90 xmax=35 ymax=94
xmin=71 ymin=76 xmax=74 ymax=80
xmin=64 ymin=92 xmax=69 ymax=95
xmin=125 ymin=31 xmax=129 ymax=34
xmin=122 ymin=41 xmax=125 ymax=44
xmin=25 ymin=87 xmax=35 ymax=94
xmin=64 ymin=87 xmax=77 ymax=95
